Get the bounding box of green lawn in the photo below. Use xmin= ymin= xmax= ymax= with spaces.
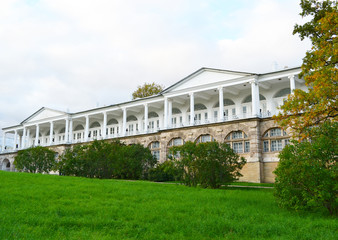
xmin=0 ymin=171 xmax=336 ymax=240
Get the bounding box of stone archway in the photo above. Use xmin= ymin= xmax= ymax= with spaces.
xmin=2 ymin=159 xmax=11 ymax=171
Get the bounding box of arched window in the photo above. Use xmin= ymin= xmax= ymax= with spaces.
xmin=90 ymin=121 xmax=101 ymax=128
xmin=273 ymin=88 xmax=291 ymax=98
xmin=127 ymin=115 xmax=137 ymax=122
xmin=59 ymin=127 xmax=65 ymax=134
xmin=262 ymin=128 xmax=289 ymax=152
xmin=74 ymin=124 xmax=84 ymax=131
xmin=148 ymin=141 xmax=160 ymax=160
xmin=224 ymin=131 xmax=250 ymax=153
xmin=242 ymin=94 xmax=266 ymax=103
xmin=172 ymin=108 xmax=182 ymax=114
xmin=213 ymin=99 xmax=235 ymax=108
xmin=196 ymin=134 xmax=214 ymax=143
xmin=168 ymin=137 xmax=184 ymax=147
xmin=148 ymin=112 xmax=159 ymax=118
xmin=187 ymin=103 xmax=207 ymax=112
xmin=107 ymin=118 xmax=118 ymax=125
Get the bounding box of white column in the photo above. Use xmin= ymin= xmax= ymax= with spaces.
xmin=122 ymin=108 xmax=127 ymax=136
xmin=168 ymin=99 xmax=172 ymax=128
xmin=84 ymin=115 xmax=89 ymax=142
xmin=49 ymin=122 xmax=54 ymax=145
xmin=2 ymin=132 xmax=6 ymax=152
xmin=34 ymin=124 xmax=40 ymax=146
xmin=14 ymin=130 xmax=18 ymax=149
xmin=289 ymin=75 xmax=295 ymax=92
xmin=189 ymin=92 xmax=194 ymax=125
xmin=18 ymin=135 xmax=21 ymax=149
xmin=65 ymin=118 xmax=69 ymax=143
xmin=102 ymin=112 xmax=107 ymax=139
xmin=218 ymin=87 xmax=224 ymax=122
xmin=21 ymin=127 xmax=26 ymax=149
xmin=164 ymin=97 xmax=168 ymax=129
xmin=27 ymin=129 xmax=31 ymax=147
xmin=69 ymin=119 xmax=73 ymax=143
xmin=251 ymin=79 xmax=260 ymax=117
xmin=144 ymin=104 xmax=148 ymax=133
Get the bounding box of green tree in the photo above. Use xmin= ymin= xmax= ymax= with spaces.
xmin=170 ymin=141 xmax=246 ymax=188
xmin=132 ymin=82 xmax=164 ymax=100
xmin=14 ymin=146 xmax=57 ymax=173
xmin=274 ymin=0 xmax=337 ymax=138
xmin=274 ymin=122 xmax=337 ymax=215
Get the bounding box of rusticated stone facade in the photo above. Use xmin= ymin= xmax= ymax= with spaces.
xmin=1 ymin=117 xmax=284 ymax=183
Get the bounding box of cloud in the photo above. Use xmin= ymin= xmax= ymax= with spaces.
xmin=0 ymin=0 xmax=311 ymax=141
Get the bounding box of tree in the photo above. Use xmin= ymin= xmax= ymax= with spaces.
xmin=132 ymin=82 xmax=164 ymax=100
xmin=274 ymin=122 xmax=337 ymax=215
xmin=14 ymin=146 xmax=57 ymax=173
xmin=274 ymin=0 xmax=337 ymax=138
xmin=169 ymin=141 xmax=246 ymax=188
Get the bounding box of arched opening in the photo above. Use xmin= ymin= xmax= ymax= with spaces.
xmin=187 ymin=104 xmax=208 ymax=125
xmin=195 ymin=134 xmax=214 ymax=143
xmin=171 ymin=108 xmax=183 ymax=128
xmin=272 ymin=88 xmax=291 ymax=114
xmin=213 ymin=99 xmax=236 ymax=121
xmin=73 ymin=124 xmax=84 ymax=142
xmin=2 ymin=159 xmax=10 ymax=171
xmin=262 ymin=128 xmax=289 ymax=152
xmin=107 ymin=118 xmax=119 ymax=137
xmin=89 ymin=121 xmax=101 ymax=139
xmin=225 ymin=130 xmax=250 ymax=153
xmin=127 ymin=115 xmax=138 ymax=135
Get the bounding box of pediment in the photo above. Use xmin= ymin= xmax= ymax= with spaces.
xmin=22 ymin=107 xmax=67 ymax=124
xmin=163 ymin=68 xmax=253 ymax=93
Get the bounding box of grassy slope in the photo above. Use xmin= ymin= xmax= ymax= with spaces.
xmin=0 ymin=171 xmax=336 ymax=240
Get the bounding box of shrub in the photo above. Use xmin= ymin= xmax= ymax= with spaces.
xmin=274 ymin=122 xmax=338 ymax=215
xmin=58 ymin=140 xmax=156 ymax=180
xmin=148 ymin=160 xmax=182 ymax=182
xmin=169 ymin=141 xmax=246 ymax=188
xmin=14 ymin=146 xmax=57 ymax=173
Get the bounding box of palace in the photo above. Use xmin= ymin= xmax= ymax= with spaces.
xmin=0 ymin=67 xmax=307 ymax=182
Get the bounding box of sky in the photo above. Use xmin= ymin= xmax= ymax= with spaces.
xmin=0 ymin=0 xmax=311 ymax=142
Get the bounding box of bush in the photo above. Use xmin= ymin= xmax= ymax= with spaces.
xmin=148 ymin=160 xmax=182 ymax=182
xmin=58 ymin=140 xmax=156 ymax=180
xmin=169 ymin=141 xmax=246 ymax=188
xmin=274 ymin=122 xmax=338 ymax=215
xmin=14 ymin=146 xmax=57 ymax=173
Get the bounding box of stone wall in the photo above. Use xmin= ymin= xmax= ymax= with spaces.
xmin=0 ymin=117 xmax=284 ymax=182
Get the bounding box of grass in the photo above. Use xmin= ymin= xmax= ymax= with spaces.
xmin=0 ymin=171 xmax=336 ymax=240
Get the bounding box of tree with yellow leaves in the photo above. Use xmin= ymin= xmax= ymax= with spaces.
xmin=274 ymin=0 xmax=337 ymax=138
xmin=132 ymin=82 xmax=164 ymax=100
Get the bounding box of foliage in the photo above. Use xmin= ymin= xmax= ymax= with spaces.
xmin=274 ymin=0 xmax=337 ymax=138
xmin=148 ymin=160 xmax=182 ymax=182
xmin=169 ymin=141 xmax=246 ymax=188
xmin=112 ymin=143 xmax=156 ymax=180
xmin=14 ymin=146 xmax=57 ymax=173
xmin=58 ymin=140 xmax=156 ymax=180
xmin=132 ymin=82 xmax=164 ymax=100
xmin=2 ymin=171 xmax=337 ymax=240
xmin=274 ymin=122 xmax=338 ymax=215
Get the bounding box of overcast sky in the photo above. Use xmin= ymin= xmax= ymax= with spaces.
xmin=1 ymin=0 xmax=311 ymax=140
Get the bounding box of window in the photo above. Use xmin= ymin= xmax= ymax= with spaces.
xmin=149 ymin=141 xmax=160 ymax=161
xmin=169 ymin=138 xmax=183 ymax=146
xmin=244 ymin=141 xmax=250 ymax=153
xmin=196 ymin=134 xmax=213 ymax=143
xmin=233 ymin=142 xmax=243 ymax=153
xmin=225 ymin=131 xmax=249 ymax=153
xmin=232 ymin=131 xmax=243 ymax=139
xmin=262 ymin=128 xmax=289 ymax=152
